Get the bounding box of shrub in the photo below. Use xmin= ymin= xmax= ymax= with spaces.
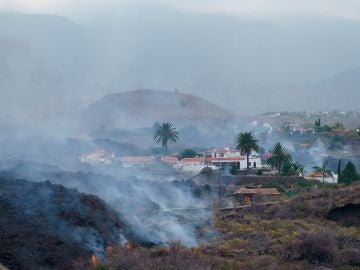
xmin=178 ymin=149 xmax=199 ymax=160
xmin=262 ymin=181 xmax=286 ymax=193
xmin=168 ymin=240 xmax=183 ymax=266
xmin=341 ymin=161 xmax=360 ymax=184
xmin=230 ymin=164 xmax=238 ymax=175
xmin=339 ymin=249 xmax=360 ymax=266
xmin=285 ymin=229 xmax=339 ymax=265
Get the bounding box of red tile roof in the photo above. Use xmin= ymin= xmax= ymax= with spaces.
xmin=305 ymin=172 xmax=333 ymax=179
xmin=161 ymin=156 xmax=179 ymax=163
xmin=86 ymin=149 xmax=107 ymax=158
xmin=180 ymin=157 xmax=246 ymax=163
xmin=233 ymin=188 xmax=257 ymax=194
xmin=180 ymin=157 xmax=206 ymax=163
xmin=233 ymin=188 xmax=280 ymax=195
xmin=209 ymin=157 xmax=245 ymax=161
xmin=307 ymin=172 xmax=323 ymax=178
xmin=213 ymin=148 xmax=229 ymax=153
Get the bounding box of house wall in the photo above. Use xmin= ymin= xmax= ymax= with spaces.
xmin=256 ymin=194 xmax=280 ymax=202
xmin=239 ymin=157 xmax=262 ymax=169
xmin=122 ymin=162 xmax=154 ymax=168
xmin=230 ymin=193 xmax=280 ymax=205
xmin=219 ymin=175 xmax=304 ymax=186
xmin=209 ymin=157 xmax=261 ymax=170
xmin=307 ymin=175 xmax=338 ymax=184
xmin=230 ymin=194 xmax=252 ymax=204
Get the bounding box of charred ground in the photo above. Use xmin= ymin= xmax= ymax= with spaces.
xmin=93 ymin=184 xmax=360 ymax=270
xmin=0 ymin=178 xmax=125 ymax=270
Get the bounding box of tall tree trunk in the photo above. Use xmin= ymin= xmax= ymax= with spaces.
xmin=278 ymin=164 xmax=281 ymax=175
xmin=246 ymin=153 xmax=250 ymax=171
xmin=337 ymin=160 xmax=341 ymax=183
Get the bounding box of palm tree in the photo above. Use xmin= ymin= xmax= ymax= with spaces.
xmin=266 ymin=142 xmax=292 ymax=174
xmin=285 ymin=161 xmax=304 ymax=176
xmin=235 ymin=131 xmax=259 ymax=170
xmin=313 ymin=160 xmax=332 ymax=183
xmin=154 ymin=122 xmax=179 ymax=152
xmin=292 ymin=161 xmax=305 ymax=177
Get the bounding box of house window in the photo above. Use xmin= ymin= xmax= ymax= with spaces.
xmin=253 ymin=162 xmax=257 ymax=168
xmin=220 ymin=153 xmax=224 ymax=157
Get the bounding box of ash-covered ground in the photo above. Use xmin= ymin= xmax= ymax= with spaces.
xmin=0 ymin=160 xmax=217 ymax=269
xmin=0 ymin=177 xmax=125 ymax=270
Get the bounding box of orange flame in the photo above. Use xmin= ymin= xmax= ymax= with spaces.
xmin=125 ymin=241 xmax=136 ymax=250
xmin=91 ymin=254 xmax=97 ymax=268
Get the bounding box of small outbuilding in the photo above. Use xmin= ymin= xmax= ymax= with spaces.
xmin=230 ymin=187 xmax=281 ymax=204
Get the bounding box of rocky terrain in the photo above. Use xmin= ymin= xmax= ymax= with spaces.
xmin=0 ymin=160 xmax=215 ymax=247
xmin=0 ymin=178 xmax=125 ymax=270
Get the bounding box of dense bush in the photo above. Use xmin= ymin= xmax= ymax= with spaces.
xmin=97 ymin=242 xmax=231 ymax=270
xmin=341 ymin=161 xmax=360 ymax=184
xmin=339 ymin=249 xmax=360 ymax=266
xmin=178 ymin=149 xmax=199 ymax=160
xmin=329 ymin=135 xmax=346 ymax=150
xmin=285 ymin=229 xmax=339 ymax=265
xmin=230 ymin=164 xmax=238 ymax=175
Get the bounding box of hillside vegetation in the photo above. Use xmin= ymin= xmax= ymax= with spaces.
xmin=94 ymin=184 xmax=360 ymax=270
xmin=83 ymin=89 xmax=235 ymax=130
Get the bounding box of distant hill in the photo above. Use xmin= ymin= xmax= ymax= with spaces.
xmin=83 ymin=89 xmax=236 ymax=130
xmin=315 ymin=68 xmax=360 ymax=110
xmin=286 ymin=68 xmax=360 ymax=112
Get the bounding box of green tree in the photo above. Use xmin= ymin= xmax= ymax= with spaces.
xmin=235 ymin=131 xmax=259 ymax=170
xmin=282 ymin=161 xmax=304 ymax=176
xmin=281 ymin=161 xmax=293 ymax=176
xmin=337 ymin=159 xmax=342 ymax=183
xmin=315 ymin=118 xmax=321 ymax=127
xmin=178 ymin=149 xmax=198 ymax=160
xmin=267 ymin=142 xmax=292 ymax=174
xmin=154 ymin=122 xmax=179 ymax=151
xmin=313 ymin=160 xmax=332 ymax=183
xmin=332 ymin=121 xmax=345 ymax=130
xmin=341 ymin=161 xmax=360 ymax=184
xmin=321 ymin=125 xmax=332 ymax=132
xmin=329 ymin=135 xmax=345 ymax=150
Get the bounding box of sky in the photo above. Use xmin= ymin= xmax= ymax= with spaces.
xmin=1 ymin=0 xmax=360 ymax=120
xmin=2 ymin=0 xmax=360 ymax=21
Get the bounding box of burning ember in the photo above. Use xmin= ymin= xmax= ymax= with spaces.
xmin=125 ymin=241 xmax=136 ymax=250
xmin=91 ymin=254 xmax=97 ymax=268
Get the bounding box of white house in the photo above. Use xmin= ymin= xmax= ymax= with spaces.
xmin=174 ymin=148 xmax=262 ymax=173
xmin=174 ymin=157 xmax=216 ymax=173
xmin=205 ymin=147 xmax=262 ymax=169
xmin=287 ymin=124 xmax=316 ymax=135
xmin=305 ymin=172 xmax=338 ymax=184
xmin=79 ymin=149 xmax=115 ymax=165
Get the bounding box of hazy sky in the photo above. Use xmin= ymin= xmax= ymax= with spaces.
xmin=2 ymin=0 xmax=360 ymax=21
xmin=1 ymin=0 xmax=360 ymax=118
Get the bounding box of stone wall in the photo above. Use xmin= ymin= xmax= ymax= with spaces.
xmin=220 ymin=175 xmax=304 ymax=186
